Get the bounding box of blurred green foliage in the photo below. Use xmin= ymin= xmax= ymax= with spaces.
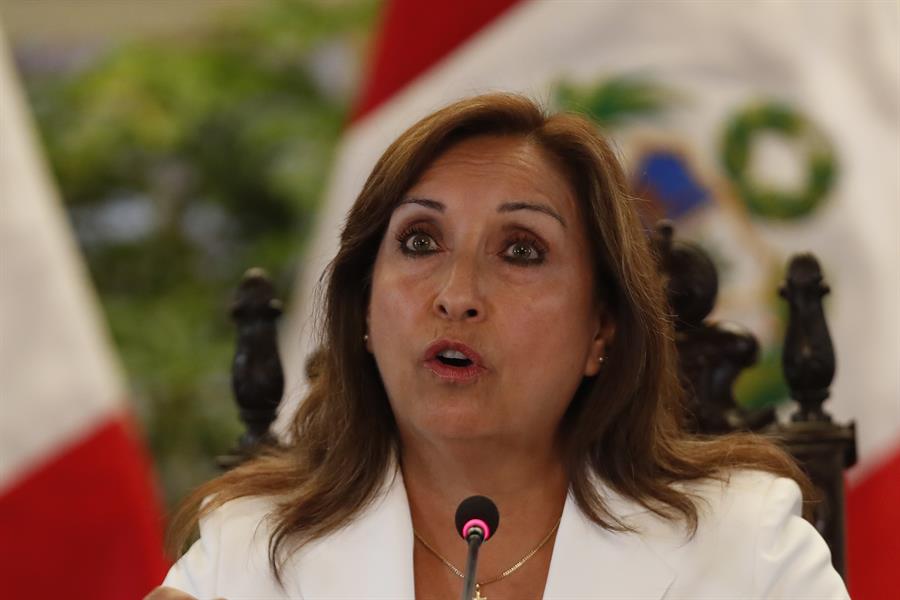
xmin=24 ymin=0 xmax=378 ymax=508
xmin=555 ymin=75 xmax=678 ymax=127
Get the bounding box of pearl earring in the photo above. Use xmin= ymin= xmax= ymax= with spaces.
xmin=363 ymin=333 xmax=369 ymax=344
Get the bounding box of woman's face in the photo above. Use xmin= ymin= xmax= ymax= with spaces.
xmin=368 ymin=135 xmax=609 ymax=448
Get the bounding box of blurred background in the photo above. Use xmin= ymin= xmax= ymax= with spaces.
xmin=1 ymin=1 xmax=897 ymax=598
xmin=2 ymin=0 xmax=377 ymax=508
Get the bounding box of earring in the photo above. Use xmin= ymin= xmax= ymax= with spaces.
xmin=597 ymin=356 xmax=605 ymax=363
xmin=363 ymin=333 xmax=369 ymax=344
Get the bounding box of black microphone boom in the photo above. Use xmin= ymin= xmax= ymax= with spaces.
xmin=455 ymin=496 xmax=500 ymax=600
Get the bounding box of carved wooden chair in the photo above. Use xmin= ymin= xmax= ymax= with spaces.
xmin=652 ymin=221 xmax=856 ymax=577
xmin=218 ymin=222 xmax=856 ymax=579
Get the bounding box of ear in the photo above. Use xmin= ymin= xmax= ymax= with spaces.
xmin=583 ymin=312 xmax=615 ymax=377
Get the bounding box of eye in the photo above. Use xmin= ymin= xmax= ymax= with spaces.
xmin=501 ymin=236 xmax=546 ymax=265
xmin=397 ymin=226 xmax=439 ymax=256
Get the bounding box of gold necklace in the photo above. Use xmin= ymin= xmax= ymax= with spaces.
xmin=413 ymin=517 xmax=561 ymax=600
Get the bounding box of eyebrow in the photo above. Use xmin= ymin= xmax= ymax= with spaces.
xmin=399 ymin=197 xmax=445 ymax=212
xmin=498 ymin=201 xmax=566 ymax=228
xmin=399 ymin=197 xmax=566 ymax=228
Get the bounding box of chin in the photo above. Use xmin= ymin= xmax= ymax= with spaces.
xmin=413 ymin=405 xmax=499 ymax=441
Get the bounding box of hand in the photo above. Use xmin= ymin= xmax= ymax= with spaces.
xmin=143 ymin=586 xmax=227 ymax=600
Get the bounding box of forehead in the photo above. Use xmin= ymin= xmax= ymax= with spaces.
xmin=407 ymin=135 xmax=578 ymax=217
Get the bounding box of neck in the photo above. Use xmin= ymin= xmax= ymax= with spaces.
xmin=400 ymin=431 xmax=568 ymax=572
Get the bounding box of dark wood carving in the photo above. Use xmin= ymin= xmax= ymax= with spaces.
xmin=771 ymin=254 xmax=857 ymax=577
xmin=657 ymin=223 xmax=856 ymax=579
xmin=217 ymin=268 xmax=285 ymax=469
xmin=653 ymin=221 xmax=773 ymax=434
xmin=779 ymin=255 xmax=837 ymax=422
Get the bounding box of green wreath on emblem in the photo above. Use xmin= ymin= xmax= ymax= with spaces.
xmin=722 ymin=103 xmax=837 ymax=220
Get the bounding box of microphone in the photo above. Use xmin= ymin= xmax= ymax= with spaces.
xmin=455 ymin=496 xmax=500 ymax=600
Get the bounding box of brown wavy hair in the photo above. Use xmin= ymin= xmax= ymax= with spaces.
xmin=167 ymin=93 xmax=811 ymax=582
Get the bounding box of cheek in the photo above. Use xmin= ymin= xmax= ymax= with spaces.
xmin=369 ymin=261 xmax=428 ymax=355
xmin=502 ymin=260 xmax=595 ymax=333
xmin=502 ymin=289 xmax=587 ymax=361
xmin=494 ymin=267 xmax=596 ymax=385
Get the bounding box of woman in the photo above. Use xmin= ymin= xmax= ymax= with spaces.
xmin=150 ymin=94 xmax=847 ymax=599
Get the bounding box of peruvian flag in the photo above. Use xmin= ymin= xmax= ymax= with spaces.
xmin=0 ymin=24 xmax=168 ymax=598
xmin=282 ymin=1 xmax=899 ymax=598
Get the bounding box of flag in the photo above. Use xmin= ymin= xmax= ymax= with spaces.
xmin=282 ymin=1 xmax=900 ymax=597
xmin=0 ymin=23 xmax=168 ymax=598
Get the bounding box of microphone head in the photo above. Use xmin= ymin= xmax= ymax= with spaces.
xmin=455 ymin=495 xmax=500 ymax=542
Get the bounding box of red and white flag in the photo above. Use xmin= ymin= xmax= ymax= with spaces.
xmin=0 ymin=24 xmax=168 ymax=598
xmin=283 ymin=2 xmax=899 ymax=597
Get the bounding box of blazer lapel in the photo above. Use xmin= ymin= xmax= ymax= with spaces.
xmin=543 ymin=490 xmax=675 ymax=599
xmin=290 ymin=468 xmax=416 ymax=599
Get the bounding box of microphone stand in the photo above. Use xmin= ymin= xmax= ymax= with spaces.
xmin=461 ymin=529 xmax=484 ymax=600
xmin=455 ymin=497 xmax=498 ymax=600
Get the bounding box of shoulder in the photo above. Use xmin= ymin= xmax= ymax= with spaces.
xmin=681 ymin=469 xmax=799 ymax=532
xmin=623 ymin=470 xmax=790 ymax=559
xmin=627 ymin=470 xmax=848 ymax=598
xmin=162 ymin=496 xmax=297 ymax=598
xmin=199 ymin=494 xmax=279 ymax=537
xmin=160 ymin=466 xmax=412 ymax=599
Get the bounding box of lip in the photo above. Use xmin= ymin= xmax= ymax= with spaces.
xmin=422 ymin=339 xmax=487 ymax=383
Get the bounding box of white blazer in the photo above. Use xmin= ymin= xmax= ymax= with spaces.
xmin=163 ymin=469 xmax=849 ymax=599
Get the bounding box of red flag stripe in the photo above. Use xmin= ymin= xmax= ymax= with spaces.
xmin=0 ymin=416 xmax=169 ymax=599
xmin=847 ymin=446 xmax=900 ymax=598
xmin=351 ymin=0 xmax=522 ymax=122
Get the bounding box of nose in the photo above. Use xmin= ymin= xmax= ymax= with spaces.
xmin=433 ymin=255 xmax=485 ymax=322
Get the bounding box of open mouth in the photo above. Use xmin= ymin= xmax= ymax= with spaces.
xmin=424 ymin=340 xmax=485 ymax=382
xmin=435 ymin=349 xmax=474 ymax=368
